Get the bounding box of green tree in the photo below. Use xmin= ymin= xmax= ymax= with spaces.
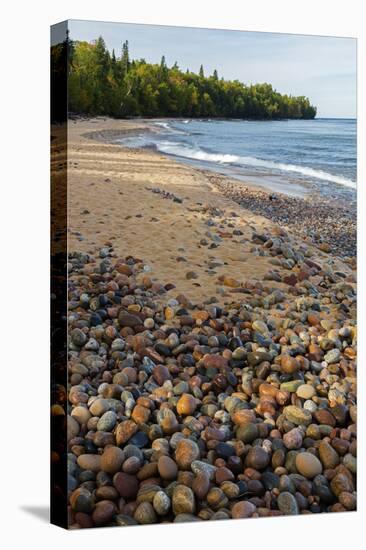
xmin=68 ymin=37 xmax=317 ymax=120
xmin=121 ymin=40 xmax=130 ymax=74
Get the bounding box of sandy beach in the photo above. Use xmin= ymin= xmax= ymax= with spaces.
xmin=64 ymin=118 xmax=355 ymax=306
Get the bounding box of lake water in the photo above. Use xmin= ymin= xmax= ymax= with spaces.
xmin=115 ymin=118 xmax=357 ymax=199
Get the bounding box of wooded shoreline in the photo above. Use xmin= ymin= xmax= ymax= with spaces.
xmin=52 ymin=37 xmax=317 ymax=120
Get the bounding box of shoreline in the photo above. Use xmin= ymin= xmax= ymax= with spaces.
xmin=76 ymin=118 xmax=356 ymax=260
xmin=64 ymin=117 xmax=356 ymax=309
xmin=63 ymin=117 xmax=357 ymax=527
xmin=83 ymin=117 xmax=356 ymax=198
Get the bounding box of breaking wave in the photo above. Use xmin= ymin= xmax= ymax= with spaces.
xmin=156 ymin=141 xmax=356 ymax=189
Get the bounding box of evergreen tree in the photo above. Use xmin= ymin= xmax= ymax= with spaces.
xmin=68 ymin=38 xmax=317 ymax=120
xmin=121 ymin=40 xmax=130 ymax=74
xmin=111 ymin=49 xmax=117 ymax=72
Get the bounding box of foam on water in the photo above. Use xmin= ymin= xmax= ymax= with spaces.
xmin=156 ymin=141 xmax=356 ymax=189
xmin=115 ymin=118 xmax=356 ymax=195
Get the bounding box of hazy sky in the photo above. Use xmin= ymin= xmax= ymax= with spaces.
xmin=68 ymin=20 xmax=357 ymax=118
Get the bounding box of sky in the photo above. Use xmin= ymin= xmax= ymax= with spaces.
xmin=68 ymin=20 xmax=357 ymax=118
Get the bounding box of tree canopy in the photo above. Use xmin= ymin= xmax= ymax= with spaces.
xmin=67 ymin=36 xmax=317 ymax=120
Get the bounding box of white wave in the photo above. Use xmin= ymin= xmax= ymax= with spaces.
xmin=157 ymin=142 xmax=239 ymax=164
xmin=238 ymin=156 xmax=357 ymax=189
xmin=156 ymin=142 xmax=356 ymax=189
xmin=154 ymin=121 xmax=171 ymax=130
xmin=154 ymin=121 xmax=189 ymax=135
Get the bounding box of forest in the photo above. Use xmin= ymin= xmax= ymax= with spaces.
xmin=62 ymin=36 xmax=317 ymax=119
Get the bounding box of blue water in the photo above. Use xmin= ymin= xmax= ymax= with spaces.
xmin=115 ymin=118 xmax=357 ymax=199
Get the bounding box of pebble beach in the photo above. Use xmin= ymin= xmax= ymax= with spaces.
xmin=60 ymin=118 xmax=357 ymax=528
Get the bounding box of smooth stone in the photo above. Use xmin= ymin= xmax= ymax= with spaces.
xmin=272 ymin=448 xmax=286 ymax=469
xmin=278 ymin=475 xmax=295 ymax=494
xmin=136 ymin=484 xmax=161 ymax=503
xmin=261 ymin=471 xmax=280 ymax=490
xmin=206 ymin=487 xmax=228 ymax=510
xmin=115 ymin=420 xmax=138 ymax=445
xmin=236 ymin=423 xmax=259 ymax=443
xmin=330 ymin=472 xmax=354 ymax=497
xmin=158 ymin=455 xmax=178 ymax=481
xmin=175 ymin=439 xmax=200 ymax=470
xmin=304 ymin=400 xmax=317 ymax=413
xmin=231 ymin=408 xmax=256 ymax=425
xmin=221 ymin=481 xmax=240 ymax=499
xmin=137 ymin=462 xmax=159 ymax=481
xmin=172 ymin=485 xmax=196 ymax=515
xmin=191 ymin=460 xmax=217 ymax=480
xmin=113 ymin=472 xmax=139 ymax=499
xmin=70 ymin=488 xmax=94 ymax=513
xmin=144 ymin=318 xmax=155 ymax=329
xmin=122 ymin=456 xmax=141 ymax=474
xmin=324 ymin=349 xmax=341 ymax=364
xmin=331 ymin=404 xmax=348 ymax=426
xmin=283 ymin=428 xmax=303 ymax=450
xmin=192 ymin=472 xmax=210 ymax=499
xmin=71 ymin=406 xmax=91 ymax=425
xmin=124 ymin=444 xmax=144 ymax=461
xmin=313 ymin=482 xmax=335 ymax=505
xmin=343 ymin=453 xmax=357 ymax=474
xmin=277 ymin=491 xmax=299 ymax=515
xmin=246 ymin=447 xmax=270 ymax=470
xmin=71 ymin=328 xmax=87 ymax=347
xmin=97 ymin=410 xmax=117 ymax=432
xmin=134 ymin=502 xmax=157 ymax=524
xmin=153 ymin=490 xmax=171 ymax=515
xmin=173 ymin=381 xmax=189 ymax=395
xmin=131 ymin=405 xmax=151 ymax=424
xmin=231 ymin=501 xmax=256 ymax=518
xmin=280 ymin=380 xmax=303 ymax=393
xmin=100 ymin=446 xmax=125 ymax=474
xmin=177 ymin=394 xmax=197 ymax=416
xmin=215 ymin=442 xmax=236 ymax=459
xmin=295 ymin=452 xmax=323 ymax=478
xmin=296 ymin=384 xmax=316 ymax=400
xmin=281 ymin=355 xmax=299 ymax=374
xmin=252 ymin=320 xmax=269 ymax=335
xmin=68 ymin=415 xmax=80 ymax=441
xmin=129 ymin=431 xmax=149 ymax=448
xmin=318 ymin=441 xmax=340 ymax=469
xmin=92 ymin=500 xmax=116 ymax=526
xmin=247 ymin=351 xmax=272 ymax=366
xmin=338 ymin=491 xmax=356 ymax=510
xmin=118 ymin=312 xmax=142 ymax=328
xmin=77 ymin=454 xmax=101 ymax=473
xmin=89 ymin=398 xmax=110 ymax=417
xmin=90 ymin=312 xmax=103 ymax=326
xmin=231 ymin=347 xmax=246 ymax=361
xmin=284 ymin=405 xmax=312 ymax=426
xmin=313 ymin=409 xmax=336 ymax=427
xmin=153 ymin=364 xmax=171 ymax=385
xmin=157 ymin=408 xmax=179 ymax=434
